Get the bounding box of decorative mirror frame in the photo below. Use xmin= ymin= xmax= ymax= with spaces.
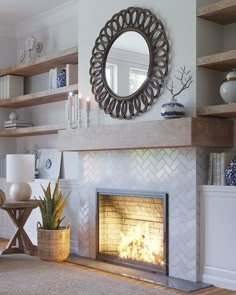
xmin=89 ymin=7 xmax=169 ymax=120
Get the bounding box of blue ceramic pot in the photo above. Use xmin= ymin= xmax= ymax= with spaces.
xmin=57 ymin=69 xmax=66 ymax=87
xmin=161 ymin=98 xmax=185 ymax=119
xmin=225 ymin=158 xmax=236 ymax=185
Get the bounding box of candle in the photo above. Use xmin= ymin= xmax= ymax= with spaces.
xmin=86 ymin=97 xmax=90 ymax=111
xmin=79 ymin=93 xmax=83 ymax=109
xmin=68 ymin=92 xmax=74 ymax=110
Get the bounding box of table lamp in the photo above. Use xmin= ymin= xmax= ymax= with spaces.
xmin=6 ymin=154 xmax=35 ymax=201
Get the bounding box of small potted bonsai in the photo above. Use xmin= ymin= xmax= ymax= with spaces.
xmin=37 ymin=178 xmax=70 ymax=262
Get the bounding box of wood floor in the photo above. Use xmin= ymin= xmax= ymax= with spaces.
xmin=0 ymin=238 xmax=235 ymax=294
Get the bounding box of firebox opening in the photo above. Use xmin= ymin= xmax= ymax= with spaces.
xmin=97 ymin=189 xmax=168 ymax=274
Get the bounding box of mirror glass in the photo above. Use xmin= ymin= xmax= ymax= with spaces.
xmin=105 ymin=31 xmax=150 ymax=97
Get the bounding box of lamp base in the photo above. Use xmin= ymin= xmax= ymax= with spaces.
xmin=9 ymin=183 xmax=32 ymax=201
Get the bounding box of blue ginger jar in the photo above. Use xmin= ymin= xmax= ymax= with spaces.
xmin=225 ymin=157 xmax=236 ymax=185
xmin=161 ymin=97 xmax=185 ymax=119
xmin=57 ymin=69 xmax=66 ymax=87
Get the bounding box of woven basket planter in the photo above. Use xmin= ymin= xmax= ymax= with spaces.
xmin=37 ymin=223 xmax=70 ymax=262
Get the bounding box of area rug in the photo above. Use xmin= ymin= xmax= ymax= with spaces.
xmin=0 ymin=254 xmax=177 ymax=295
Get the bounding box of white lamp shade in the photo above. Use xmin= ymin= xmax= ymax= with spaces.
xmin=6 ymin=154 xmax=35 ymax=183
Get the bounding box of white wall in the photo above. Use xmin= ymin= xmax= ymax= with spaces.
xmin=15 ymin=2 xmax=78 ymax=155
xmin=223 ymin=23 xmax=236 ymax=51
xmin=196 ymin=16 xmax=224 ymax=108
xmin=0 ymin=32 xmax=18 ymax=156
xmin=78 ymin=0 xmax=197 ymax=126
xmin=0 ymin=0 xmax=197 ymax=164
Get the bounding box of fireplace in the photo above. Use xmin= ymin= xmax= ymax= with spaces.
xmin=96 ymin=189 xmax=168 ymax=274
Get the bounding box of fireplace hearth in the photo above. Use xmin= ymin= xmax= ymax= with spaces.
xmin=96 ymin=189 xmax=168 ymax=274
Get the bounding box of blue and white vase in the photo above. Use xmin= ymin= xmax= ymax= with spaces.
xmin=35 ymin=168 xmax=39 ymax=179
xmin=225 ymin=158 xmax=236 ymax=185
xmin=57 ymin=69 xmax=66 ymax=87
xmin=161 ymin=98 xmax=185 ymax=119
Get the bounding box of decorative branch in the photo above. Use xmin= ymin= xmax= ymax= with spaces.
xmin=165 ymin=66 xmax=193 ymax=100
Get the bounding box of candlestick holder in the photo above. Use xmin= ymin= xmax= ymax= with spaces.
xmin=71 ymin=94 xmax=78 ymax=129
xmin=78 ymin=106 xmax=82 ymax=128
xmin=86 ymin=108 xmax=90 ymax=127
xmin=66 ymin=99 xmax=72 ymax=129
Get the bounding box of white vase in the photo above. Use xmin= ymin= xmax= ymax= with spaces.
xmin=161 ymin=98 xmax=185 ymax=119
xmin=220 ymin=70 xmax=236 ymax=103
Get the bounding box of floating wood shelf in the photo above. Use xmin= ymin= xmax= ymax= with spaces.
xmin=58 ymin=118 xmax=233 ymax=151
xmin=0 ymin=47 xmax=78 ymax=77
xmin=0 ymin=124 xmax=66 ymax=137
xmin=197 ymin=49 xmax=236 ymax=71
xmin=0 ymin=84 xmax=78 ymax=108
xmin=198 ymin=103 xmax=236 ymax=118
xmin=197 ymin=0 xmax=236 ymax=25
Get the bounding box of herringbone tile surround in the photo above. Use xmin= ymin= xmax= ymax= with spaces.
xmin=77 ymin=148 xmax=198 ymax=281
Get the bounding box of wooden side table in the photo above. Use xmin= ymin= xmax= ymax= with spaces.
xmin=1 ymin=200 xmax=39 ymax=256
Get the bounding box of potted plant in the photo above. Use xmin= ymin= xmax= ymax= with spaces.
xmin=37 ymin=178 xmax=70 ymax=262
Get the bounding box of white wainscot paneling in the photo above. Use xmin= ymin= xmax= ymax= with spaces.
xmin=0 ymin=179 xmax=14 ymax=239
xmin=199 ymin=185 xmax=236 ymax=291
xmin=0 ymin=178 xmax=79 ymax=254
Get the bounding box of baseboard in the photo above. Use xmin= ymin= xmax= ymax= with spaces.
xmin=200 ymin=266 xmax=236 ymax=291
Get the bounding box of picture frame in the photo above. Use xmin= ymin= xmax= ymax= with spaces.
xmin=37 ymin=149 xmax=62 ymax=179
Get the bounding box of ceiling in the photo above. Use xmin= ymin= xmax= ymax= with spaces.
xmin=0 ymin=0 xmax=71 ymax=25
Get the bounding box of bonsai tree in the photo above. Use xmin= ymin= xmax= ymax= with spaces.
xmin=38 ymin=178 xmax=69 ymax=230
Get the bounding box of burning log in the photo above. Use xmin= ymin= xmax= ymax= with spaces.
xmin=119 ymin=229 xmax=164 ymax=265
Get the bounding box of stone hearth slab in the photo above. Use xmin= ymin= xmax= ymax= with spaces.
xmin=67 ymin=255 xmax=211 ymax=292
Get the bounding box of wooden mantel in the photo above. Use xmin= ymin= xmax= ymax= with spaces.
xmin=58 ymin=117 xmax=233 ymax=151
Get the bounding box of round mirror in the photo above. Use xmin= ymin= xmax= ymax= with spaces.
xmin=89 ymin=7 xmax=169 ymax=120
xmin=105 ymin=32 xmax=150 ymax=98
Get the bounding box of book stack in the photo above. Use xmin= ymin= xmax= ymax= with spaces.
xmin=0 ymin=75 xmax=24 ymax=100
xmin=49 ymin=68 xmax=59 ymax=89
xmin=208 ymin=152 xmax=235 ymax=185
xmin=4 ymin=119 xmax=33 ymax=129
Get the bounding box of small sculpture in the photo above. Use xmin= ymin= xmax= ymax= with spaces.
xmin=25 ymin=35 xmax=37 ymax=60
xmin=161 ymin=66 xmax=193 ymax=119
xmin=18 ymin=49 xmax=25 ymax=63
xmin=20 ymin=35 xmax=44 ymax=61
xmin=9 ymin=111 xmax=19 ymax=121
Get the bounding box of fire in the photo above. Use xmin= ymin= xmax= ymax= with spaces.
xmin=118 ymin=225 xmax=164 ymax=265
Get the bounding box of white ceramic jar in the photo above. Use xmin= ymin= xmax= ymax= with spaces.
xmin=220 ymin=69 xmax=236 ymax=103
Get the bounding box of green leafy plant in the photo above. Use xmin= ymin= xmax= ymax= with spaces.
xmin=38 ymin=178 xmax=69 ymax=230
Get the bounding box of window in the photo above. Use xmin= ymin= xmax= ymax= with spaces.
xmin=105 ymin=63 xmax=117 ymax=93
xmin=129 ymin=68 xmax=147 ymax=95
